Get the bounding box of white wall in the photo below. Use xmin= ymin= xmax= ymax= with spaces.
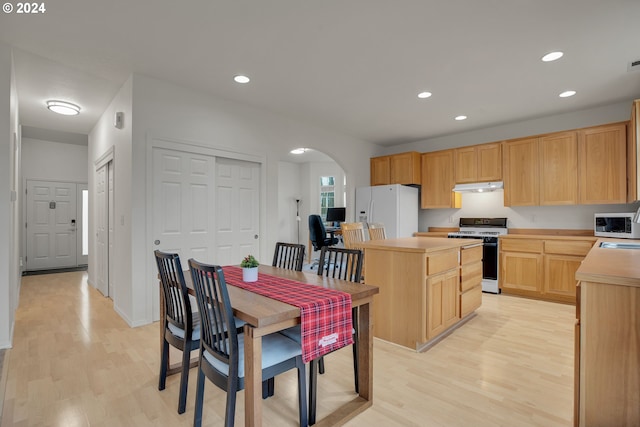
xmin=22 ymin=138 xmax=88 ymax=182
xmin=88 ymin=73 xmax=375 ymax=327
xmin=0 ymin=43 xmax=20 ymax=349
xmin=88 ymin=76 xmax=133 ymax=324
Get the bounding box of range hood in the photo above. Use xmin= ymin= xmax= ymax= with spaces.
xmin=452 ymin=181 xmax=504 ymax=193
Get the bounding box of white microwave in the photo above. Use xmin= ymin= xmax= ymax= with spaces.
xmin=594 ymin=213 xmax=640 ymax=239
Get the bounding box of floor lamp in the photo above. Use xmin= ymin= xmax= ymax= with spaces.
xmin=295 ymin=198 xmax=301 ymax=244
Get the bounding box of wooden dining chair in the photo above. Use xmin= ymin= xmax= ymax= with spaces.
xmin=340 ymin=222 xmax=366 ymax=250
xmin=154 ymin=250 xmax=200 ymax=415
xmin=272 ymin=242 xmax=305 ymax=271
xmin=367 ymin=222 xmax=387 ymax=240
xmin=188 ymin=259 xmax=308 ymax=427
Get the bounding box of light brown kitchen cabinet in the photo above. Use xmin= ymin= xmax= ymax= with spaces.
xmin=454 ymin=142 xmax=502 ymax=184
xmin=421 ymin=150 xmax=461 ymax=209
xmin=539 ymin=132 xmax=578 ymax=205
xmin=426 ymin=268 xmax=460 ymax=340
xmin=500 ymin=237 xmax=595 ymax=304
xmin=627 ymin=99 xmax=639 ymax=202
xmin=370 ymin=151 xmax=421 ymax=186
xmin=370 ymin=155 xmax=390 ymax=186
xmin=460 ymin=244 xmax=482 ymax=318
xmin=503 ymin=138 xmax=539 ymax=206
xmin=578 ymin=123 xmax=627 ymax=204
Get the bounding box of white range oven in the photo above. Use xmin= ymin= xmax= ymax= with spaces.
xmin=447 ymin=217 xmax=508 ymax=294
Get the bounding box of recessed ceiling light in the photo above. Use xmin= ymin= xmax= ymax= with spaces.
xmin=542 ymin=51 xmax=564 ymax=62
xmin=417 ymin=91 xmax=432 ymax=99
xmin=454 ymin=115 xmax=467 ymax=121
xmin=290 ymin=148 xmax=307 ymax=154
xmin=559 ymin=90 xmax=576 ymax=98
xmin=46 ymin=100 xmax=80 ymax=116
xmin=234 ymin=75 xmax=250 ymax=84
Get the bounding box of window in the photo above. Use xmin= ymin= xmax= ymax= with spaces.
xmin=320 ymin=176 xmax=335 ymax=219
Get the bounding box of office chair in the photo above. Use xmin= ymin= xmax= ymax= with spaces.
xmin=308 ymin=214 xmax=339 ymax=269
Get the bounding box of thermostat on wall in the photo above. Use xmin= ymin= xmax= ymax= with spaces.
xmin=114 ymin=112 xmax=124 ymax=129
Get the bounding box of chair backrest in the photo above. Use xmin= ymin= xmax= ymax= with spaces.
xmin=272 ymin=242 xmax=305 ymax=271
xmin=155 ymin=250 xmax=194 ymax=336
xmin=317 ymin=246 xmax=363 ymax=283
xmin=188 ymin=259 xmax=239 ymax=379
xmin=309 ymin=215 xmax=328 ymax=251
xmin=367 ymin=223 xmax=387 ymax=240
xmin=340 ymin=222 xmax=366 ymax=250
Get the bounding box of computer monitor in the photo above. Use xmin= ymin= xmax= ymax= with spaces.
xmin=325 ymin=207 xmax=346 ymax=224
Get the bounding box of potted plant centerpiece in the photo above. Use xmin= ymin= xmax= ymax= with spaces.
xmin=240 ymin=255 xmax=259 ymax=282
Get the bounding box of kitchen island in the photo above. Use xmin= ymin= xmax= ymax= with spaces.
xmin=574 ymin=238 xmax=640 ymax=427
xmin=360 ymin=237 xmax=483 ymax=351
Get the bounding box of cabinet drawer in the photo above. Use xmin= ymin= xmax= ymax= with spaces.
xmin=500 ymin=238 xmax=543 ymax=253
xmin=461 ymin=261 xmax=482 ymax=292
xmin=544 ymin=239 xmax=594 ymax=256
xmin=461 ymin=285 xmax=482 ymax=318
xmin=461 ymin=245 xmax=483 ymax=264
xmin=426 ymin=250 xmax=459 ymax=275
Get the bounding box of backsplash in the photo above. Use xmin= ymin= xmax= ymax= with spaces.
xmin=419 ymin=191 xmax=639 ymax=230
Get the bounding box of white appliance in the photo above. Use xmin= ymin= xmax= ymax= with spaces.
xmin=355 ymin=184 xmax=418 ymax=239
xmin=594 ymin=212 xmax=640 ymax=239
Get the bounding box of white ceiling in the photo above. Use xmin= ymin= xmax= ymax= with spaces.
xmin=2 ymin=0 xmax=639 ymax=152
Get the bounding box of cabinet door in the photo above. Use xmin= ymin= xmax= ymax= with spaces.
xmin=503 ymin=138 xmax=539 ymax=206
xmin=454 ymin=146 xmax=477 ymax=184
xmin=543 ymin=254 xmax=581 ymax=303
xmin=421 ymin=150 xmax=461 ymax=209
xmin=539 ymin=132 xmax=578 ymax=205
xmin=628 ymin=100 xmax=639 ymax=202
xmin=499 ymin=251 xmax=542 ymax=297
xmin=370 ymin=156 xmax=390 ymax=186
xmin=477 ymin=143 xmax=502 ymax=182
xmin=578 ymin=124 xmax=627 ymax=204
xmin=390 ymin=152 xmax=420 ymax=185
xmin=426 ymin=269 xmax=459 ymax=339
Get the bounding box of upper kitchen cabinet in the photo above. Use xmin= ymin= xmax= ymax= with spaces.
xmin=503 ymin=137 xmax=539 ymax=206
xmin=578 ymin=123 xmax=627 ymax=204
xmin=539 ymin=132 xmax=578 ymax=205
xmin=627 ymin=99 xmax=639 ymax=202
xmin=454 ymin=142 xmax=502 ymax=184
xmin=370 ymin=152 xmax=421 ymax=186
xmin=421 ymin=150 xmax=461 ymax=209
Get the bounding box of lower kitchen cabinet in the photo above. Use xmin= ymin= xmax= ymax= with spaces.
xmin=500 ymin=236 xmax=595 ymax=304
xmin=426 ymin=269 xmax=460 ymax=340
xmin=460 ymin=244 xmax=483 ymax=317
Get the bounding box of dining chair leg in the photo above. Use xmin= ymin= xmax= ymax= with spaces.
xmin=158 ymin=339 xmax=169 ymax=390
xmin=318 ymin=357 xmax=325 ymax=375
xmin=193 ymin=367 xmax=206 ymax=427
xmin=308 ymin=359 xmax=318 ymax=425
xmin=262 ymin=378 xmax=275 ymax=399
xmin=352 ymin=307 xmax=359 ymax=393
xmin=225 ymin=378 xmax=238 ymax=427
xmin=178 ymin=344 xmax=191 ymax=414
xmin=297 ymin=358 xmax=308 ymax=427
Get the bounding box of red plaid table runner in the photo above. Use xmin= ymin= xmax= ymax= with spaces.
xmin=221 ymin=266 xmax=353 ymax=363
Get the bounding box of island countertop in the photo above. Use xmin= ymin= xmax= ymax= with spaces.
xmin=359 ymin=236 xmax=482 ymax=253
xmin=575 ymin=238 xmax=640 ymax=288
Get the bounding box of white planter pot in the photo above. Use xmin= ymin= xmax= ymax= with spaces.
xmin=242 ymin=267 xmax=258 ymax=282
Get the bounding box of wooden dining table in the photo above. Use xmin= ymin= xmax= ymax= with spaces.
xmin=160 ymin=264 xmax=379 ymax=427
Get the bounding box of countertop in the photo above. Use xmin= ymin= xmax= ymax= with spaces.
xmin=359 ymin=236 xmax=482 ymax=254
xmin=500 ymin=234 xmax=597 ymax=241
xmin=575 ymin=238 xmax=640 ymax=288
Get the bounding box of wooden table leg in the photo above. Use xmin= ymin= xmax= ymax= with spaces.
xmin=358 ymin=301 xmax=373 ymax=401
xmin=245 ymin=324 xmax=262 ymax=427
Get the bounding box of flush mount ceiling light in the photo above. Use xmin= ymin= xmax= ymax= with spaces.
xmin=542 ymin=51 xmax=564 ymax=62
xmin=234 ymin=75 xmax=250 ymax=84
xmin=559 ymin=90 xmax=576 ymax=98
xmin=454 ymin=115 xmax=467 ymax=121
xmin=417 ymin=91 xmax=432 ymax=99
xmin=290 ymin=148 xmax=307 ymax=154
xmin=46 ymin=100 xmax=80 ymax=116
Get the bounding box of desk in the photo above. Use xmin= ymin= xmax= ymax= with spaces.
xmin=307 ymin=227 xmax=342 ymax=263
xmin=160 ymin=264 xmax=378 ymax=427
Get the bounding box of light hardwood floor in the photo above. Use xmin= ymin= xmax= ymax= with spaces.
xmin=1 ymin=272 xmax=574 ymax=426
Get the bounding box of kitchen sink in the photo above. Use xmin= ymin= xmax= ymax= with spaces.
xmin=599 ymin=242 xmax=640 ymax=250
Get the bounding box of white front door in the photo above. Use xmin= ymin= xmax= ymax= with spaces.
xmin=26 ymin=180 xmax=78 ymax=270
xmin=95 ymin=165 xmax=109 ymax=296
xmin=214 ymin=157 xmax=260 ymax=266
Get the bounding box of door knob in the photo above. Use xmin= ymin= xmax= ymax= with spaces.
xmin=154 ymin=240 xmax=160 ymax=245
xmin=254 ymin=235 xmax=259 ymax=239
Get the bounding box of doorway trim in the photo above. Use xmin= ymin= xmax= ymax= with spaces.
xmin=145 ymin=134 xmax=267 ymax=322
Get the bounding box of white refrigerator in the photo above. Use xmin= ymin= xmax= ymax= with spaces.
xmin=355 ymin=184 xmax=419 ymax=238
